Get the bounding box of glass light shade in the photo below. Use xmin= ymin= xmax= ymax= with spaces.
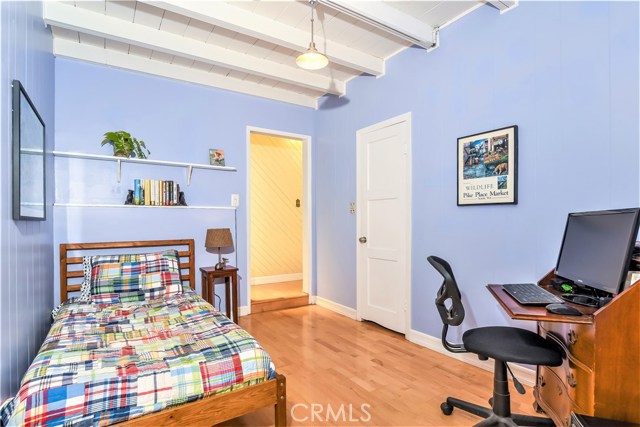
xmin=296 ymin=45 xmax=329 ymax=70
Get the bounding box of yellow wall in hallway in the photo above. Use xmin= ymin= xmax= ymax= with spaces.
xmin=250 ymin=133 xmax=303 ymax=279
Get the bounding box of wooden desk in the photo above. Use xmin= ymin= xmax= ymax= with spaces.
xmin=200 ymin=265 xmax=239 ymax=323
xmin=488 ymin=273 xmax=639 ymax=427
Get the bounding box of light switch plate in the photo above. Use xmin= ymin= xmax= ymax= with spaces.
xmin=231 ymin=194 xmax=240 ymax=207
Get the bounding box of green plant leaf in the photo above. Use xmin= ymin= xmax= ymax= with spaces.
xmin=101 ymin=130 xmax=149 ymax=158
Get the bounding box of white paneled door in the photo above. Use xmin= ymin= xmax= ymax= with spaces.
xmin=356 ymin=113 xmax=411 ymax=334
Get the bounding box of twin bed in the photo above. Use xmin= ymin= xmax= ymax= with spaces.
xmin=1 ymin=239 xmax=286 ymax=427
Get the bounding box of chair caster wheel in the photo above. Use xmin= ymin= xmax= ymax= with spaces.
xmin=441 ymin=402 xmax=453 ymax=416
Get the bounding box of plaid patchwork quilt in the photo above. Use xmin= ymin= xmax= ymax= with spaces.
xmin=0 ymin=291 xmax=274 ymax=426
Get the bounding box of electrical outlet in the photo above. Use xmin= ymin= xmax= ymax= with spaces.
xmin=231 ymin=194 xmax=240 ymax=207
xmin=350 ymin=202 xmax=356 ymax=214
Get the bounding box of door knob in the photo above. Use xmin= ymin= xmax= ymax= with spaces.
xmin=359 ymin=236 xmax=367 ymax=243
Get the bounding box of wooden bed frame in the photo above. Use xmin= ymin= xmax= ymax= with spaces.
xmin=59 ymin=239 xmax=287 ymax=427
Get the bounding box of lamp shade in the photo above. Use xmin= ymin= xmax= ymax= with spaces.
xmin=205 ymin=228 xmax=233 ymax=249
xmin=296 ymin=44 xmax=329 ymax=70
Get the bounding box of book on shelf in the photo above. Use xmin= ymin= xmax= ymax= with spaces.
xmin=134 ymin=179 xmax=141 ymax=205
xmin=131 ymin=179 xmax=182 ymax=206
xmin=144 ymin=179 xmax=150 ymax=205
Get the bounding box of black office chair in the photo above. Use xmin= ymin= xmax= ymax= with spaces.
xmin=428 ymin=256 xmax=563 ymax=427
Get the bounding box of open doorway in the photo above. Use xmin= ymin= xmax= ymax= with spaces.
xmin=247 ymin=128 xmax=312 ymax=313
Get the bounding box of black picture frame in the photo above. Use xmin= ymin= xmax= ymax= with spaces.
xmin=457 ymin=125 xmax=518 ymax=206
xmin=12 ymin=80 xmax=46 ymax=221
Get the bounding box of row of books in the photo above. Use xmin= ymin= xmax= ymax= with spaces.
xmin=133 ymin=179 xmax=181 ymax=206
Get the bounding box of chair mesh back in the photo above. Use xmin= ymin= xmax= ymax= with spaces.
xmin=428 ymin=256 xmax=465 ymax=327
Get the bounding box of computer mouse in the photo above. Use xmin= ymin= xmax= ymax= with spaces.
xmin=545 ymin=303 xmax=582 ymax=316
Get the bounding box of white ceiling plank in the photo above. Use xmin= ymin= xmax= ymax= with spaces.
xmin=75 ymin=0 xmax=105 ymax=14
xmin=246 ymin=39 xmax=278 ymax=60
xmin=53 ymin=38 xmax=318 ymax=109
xmin=182 ymin=19 xmax=214 ymax=43
xmin=320 ymin=0 xmax=436 ymax=49
xmin=159 ymin=10 xmax=191 ymax=36
xmin=146 ymin=0 xmax=384 ymax=76
xmin=249 ymin=1 xmax=289 ymax=21
xmin=44 ymin=1 xmax=346 ymax=95
xmin=79 ymin=32 xmax=105 ymax=48
xmin=208 ymin=27 xmax=255 ymax=54
xmin=132 ymin=1 xmax=163 ymax=29
xmin=105 ymin=1 xmax=135 ymax=22
xmin=485 ymin=1 xmax=518 ymax=13
xmin=171 ymin=55 xmax=194 ymax=68
xmin=271 ymin=1 xmax=309 ymax=29
xmin=128 ymin=44 xmax=152 ymax=58
xmin=150 ymin=50 xmax=174 ymax=63
xmin=191 ymin=60 xmax=213 ymax=73
xmin=51 ymin=26 xmax=80 ymax=42
xmin=105 ymin=38 xmax=129 ymax=53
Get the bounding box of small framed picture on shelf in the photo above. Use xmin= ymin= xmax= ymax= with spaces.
xmin=209 ymin=149 xmax=225 ymax=166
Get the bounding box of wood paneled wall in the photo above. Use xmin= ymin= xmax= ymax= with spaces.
xmin=0 ymin=1 xmax=55 ymax=401
xmin=250 ymin=133 xmax=303 ymax=281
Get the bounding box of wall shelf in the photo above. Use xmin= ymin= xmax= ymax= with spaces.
xmin=52 ymin=150 xmax=236 ymax=185
xmin=53 ymin=203 xmax=236 ymax=210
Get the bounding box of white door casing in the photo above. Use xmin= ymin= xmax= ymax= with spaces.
xmin=246 ymin=126 xmax=313 ymax=314
xmin=356 ymin=113 xmax=412 ymax=334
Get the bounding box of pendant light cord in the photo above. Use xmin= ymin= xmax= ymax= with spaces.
xmin=310 ymin=0 xmax=317 ymax=46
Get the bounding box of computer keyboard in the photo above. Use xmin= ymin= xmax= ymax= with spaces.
xmin=502 ymin=283 xmax=564 ymax=305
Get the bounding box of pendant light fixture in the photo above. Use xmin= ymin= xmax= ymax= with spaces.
xmin=296 ymin=0 xmax=329 ymax=70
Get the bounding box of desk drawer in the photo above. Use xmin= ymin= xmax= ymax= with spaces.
xmin=536 ymin=366 xmax=572 ymax=427
xmin=548 ymin=362 xmax=594 ymax=414
xmin=539 ymin=326 xmax=595 ymax=412
xmin=540 ymin=322 xmax=595 ymax=368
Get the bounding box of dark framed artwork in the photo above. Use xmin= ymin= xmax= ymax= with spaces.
xmin=457 ymin=125 xmax=517 ymax=206
xmin=12 ymin=80 xmax=46 ymax=220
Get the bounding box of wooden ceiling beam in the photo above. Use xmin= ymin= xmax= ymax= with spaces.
xmin=147 ymin=0 xmax=385 ymax=76
xmin=320 ymin=0 xmax=436 ymax=49
xmin=44 ymin=1 xmax=344 ymax=96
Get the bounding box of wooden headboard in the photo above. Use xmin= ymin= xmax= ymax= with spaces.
xmin=59 ymin=239 xmax=195 ymax=302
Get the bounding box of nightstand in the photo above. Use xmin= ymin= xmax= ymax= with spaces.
xmin=200 ymin=265 xmax=239 ymax=323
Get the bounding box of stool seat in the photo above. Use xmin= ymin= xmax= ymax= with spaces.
xmin=463 ymin=326 xmax=563 ymax=367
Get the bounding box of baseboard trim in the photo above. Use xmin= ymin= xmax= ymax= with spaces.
xmin=251 ymin=273 xmax=303 ymax=285
xmin=308 ymin=295 xmax=317 ymax=305
xmin=406 ymin=328 xmax=536 ymax=387
xmin=315 ymin=296 xmax=357 ymax=320
xmin=238 ymin=305 xmax=251 ymax=317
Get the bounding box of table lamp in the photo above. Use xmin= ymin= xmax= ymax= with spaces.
xmin=205 ymin=228 xmax=233 ymax=270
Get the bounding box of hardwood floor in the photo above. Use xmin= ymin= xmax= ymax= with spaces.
xmin=227 ymin=305 xmax=540 ymax=426
xmin=251 ymin=281 xmax=309 ymax=313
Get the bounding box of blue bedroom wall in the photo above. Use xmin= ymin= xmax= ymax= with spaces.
xmin=315 ymin=1 xmax=639 ymax=338
xmin=0 ymin=1 xmax=55 ymax=400
xmin=53 ymin=59 xmax=315 ymax=307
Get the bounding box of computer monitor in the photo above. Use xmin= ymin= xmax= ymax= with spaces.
xmin=555 ymin=208 xmax=640 ymax=296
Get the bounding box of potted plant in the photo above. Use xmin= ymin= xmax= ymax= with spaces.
xmin=101 ymin=131 xmax=150 ymax=159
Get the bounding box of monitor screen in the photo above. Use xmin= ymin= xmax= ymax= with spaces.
xmin=555 ymin=208 xmax=640 ymax=295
